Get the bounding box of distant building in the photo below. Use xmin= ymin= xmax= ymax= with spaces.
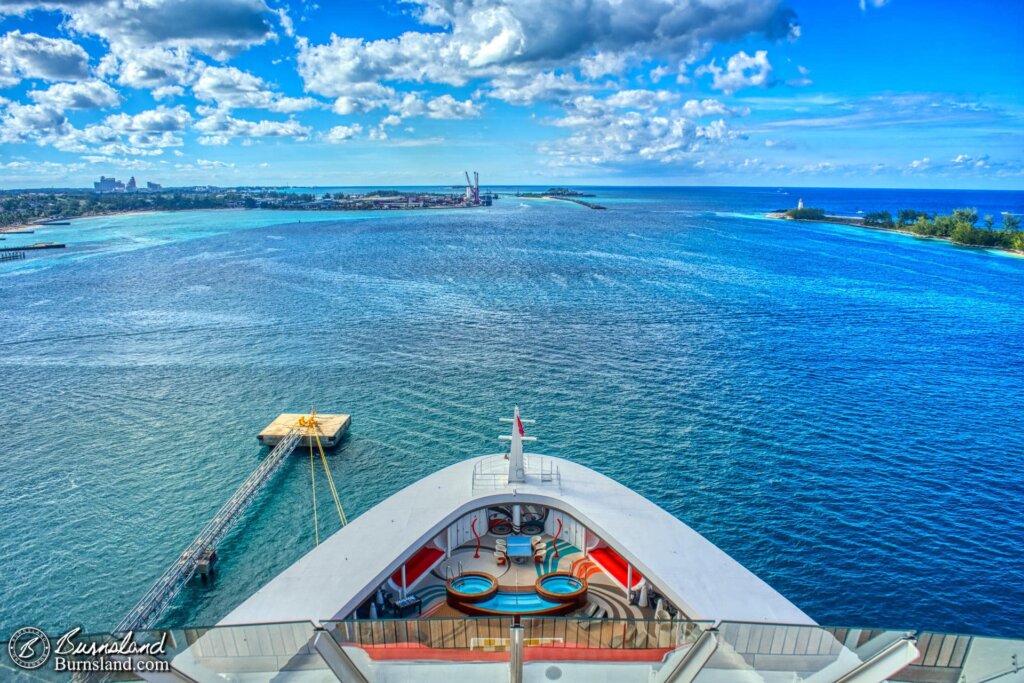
xmin=797 ymin=198 xmax=804 ymax=210
xmin=147 ymin=182 xmax=162 ymax=191
xmin=126 ymin=176 xmax=137 ymax=192
xmin=94 ymin=176 xmax=124 ymax=192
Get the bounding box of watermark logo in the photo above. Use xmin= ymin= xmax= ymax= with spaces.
xmin=7 ymin=627 xmax=170 ymax=674
xmin=8 ymin=627 xmax=52 ymax=670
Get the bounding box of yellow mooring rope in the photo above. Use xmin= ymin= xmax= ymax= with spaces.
xmin=313 ymin=425 xmax=348 ymax=526
xmin=309 ymin=437 xmax=319 ymax=546
xmin=298 ymin=412 xmax=348 ymax=546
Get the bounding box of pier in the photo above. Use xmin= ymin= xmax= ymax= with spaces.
xmin=259 ymin=412 xmax=350 ymax=448
xmin=116 ymin=410 xmax=349 ymax=633
xmin=0 ymin=251 xmax=25 ymax=262
xmin=0 ymin=242 xmax=66 ymax=252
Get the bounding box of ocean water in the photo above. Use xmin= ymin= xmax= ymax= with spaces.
xmin=1 ymin=187 xmax=1022 ymax=639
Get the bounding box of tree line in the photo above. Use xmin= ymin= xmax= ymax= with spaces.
xmin=0 ymin=191 xmax=230 ymax=228
xmin=863 ymin=208 xmax=1023 ymax=250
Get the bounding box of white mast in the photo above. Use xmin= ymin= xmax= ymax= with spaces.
xmin=499 ymin=405 xmax=536 ymax=484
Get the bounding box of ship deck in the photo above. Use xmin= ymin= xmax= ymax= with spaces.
xmin=409 ymin=533 xmax=656 ymax=621
xmin=223 ymin=452 xmax=811 ymax=627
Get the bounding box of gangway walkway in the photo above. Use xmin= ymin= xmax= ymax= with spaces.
xmin=114 ymin=425 xmax=304 ymax=633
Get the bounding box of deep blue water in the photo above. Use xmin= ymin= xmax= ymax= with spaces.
xmin=1 ymin=187 xmax=1022 ymax=638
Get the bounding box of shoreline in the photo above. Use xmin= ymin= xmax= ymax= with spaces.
xmin=0 ymin=199 xmax=492 ymax=234
xmin=765 ymin=212 xmax=1024 ymax=258
xmin=0 ymin=207 xmax=252 ymax=234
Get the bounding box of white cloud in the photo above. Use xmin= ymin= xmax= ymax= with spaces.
xmin=0 ymin=102 xmax=71 ymax=144
xmin=152 ymin=85 xmax=185 ymax=100
xmin=195 ymin=112 xmax=312 ymax=140
xmin=485 ymin=71 xmax=593 ymax=105
xmin=951 ymin=153 xmax=989 ymax=169
xmin=275 ymin=6 xmax=295 ymax=38
xmin=55 ymin=105 xmax=193 ymax=155
xmin=859 ymin=0 xmax=891 ymax=10
xmin=196 ymin=159 xmax=235 ymax=169
xmin=331 ymin=83 xmax=397 ymax=115
xmin=3 ymin=0 xmax=276 ymax=60
xmin=324 ymin=124 xmax=363 ymax=143
xmin=425 ymin=94 xmax=481 ymax=119
xmin=579 ymin=51 xmax=630 ymax=79
xmin=296 ymin=0 xmax=799 ymax=101
xmin=698 ymin=50 xmax=773 ymax=94
xmin=193 ymin=65 xmax=275 ymax=109
xmin=0 ymin=31 xmax=90 ymax=87
xmin=681 ymin=98 xmax=731 ymax=117
xmin=97 ymin=47 xmax=196 ymax=90
xmin=29 ymin=81 xmax=120 ymax=109
xmin=192 ymin=64 xmax=323 ymax=113
xmin=268 ymin=96 xmax=320 ymax=113
xmin=604 ymin=89 xmax=678 ymax=110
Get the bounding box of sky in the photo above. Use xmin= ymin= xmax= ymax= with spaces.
xmin=0 ymin=0 xmax=1021 ymax=190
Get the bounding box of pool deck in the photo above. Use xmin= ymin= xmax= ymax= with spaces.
xmin=417 ymin=534 xmax=654 ymax=620
xmin=222 ymin=452 xmax=811 ymax=627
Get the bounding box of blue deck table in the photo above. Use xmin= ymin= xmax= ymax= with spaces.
xmin=506 ymin=536 xmax=532 ymax=562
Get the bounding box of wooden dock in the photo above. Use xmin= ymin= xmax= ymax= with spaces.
xmin=258 ymin=413 xmax=351 ymax=449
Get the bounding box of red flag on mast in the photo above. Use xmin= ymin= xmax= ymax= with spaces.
xmin=516 ymin=415 xmax=525 ymax=437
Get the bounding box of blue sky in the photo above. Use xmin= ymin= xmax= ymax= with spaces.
xmin=0 ymin=0 xmax=1021 ymax=189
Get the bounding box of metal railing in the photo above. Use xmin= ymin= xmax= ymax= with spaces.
xmin=113 ymin=426 xmax=304 ymax=633
xmin=329 ymin=617 xmax=514 ymax=653
xmin=61 ymin=620 xmax=1024 ymax=683
xmin=520 ymin=616 xmax=707 ymax=651
xmin=472 ymin=454 xmax=562 ymax=494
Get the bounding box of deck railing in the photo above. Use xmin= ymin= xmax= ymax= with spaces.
xmin=65 ymin=620 xmax=1024 ymax=682
xmin=471 ymin=454 xmax=562 ymax=493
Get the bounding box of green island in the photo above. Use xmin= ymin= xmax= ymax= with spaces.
xmin=768 ymin=206 xmax=1023 ymax=253
xmin=0 ymin=187 xmax=490 ymax=231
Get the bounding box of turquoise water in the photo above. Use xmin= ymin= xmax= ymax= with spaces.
xmin=540 ymin=576 xmax=583 ymax=594
xmin=1 ymin=187 xmax=1022 ymax=638
xmin=476 ymin=591 xmax=560 ymax=614
xmin=451 ymin=576 xmax=495 ymax=594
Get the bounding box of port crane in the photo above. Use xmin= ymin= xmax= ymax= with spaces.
xmin=463 ymin=171 xmax=480 ymax=205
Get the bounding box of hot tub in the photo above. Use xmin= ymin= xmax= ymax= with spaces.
xmin=446 ymin=571 xmax=498 ymax=604
xmin=446 ymin=571 xmax=588 ymax=616
xmin=536 ymin=572 xmax=587 ymax=607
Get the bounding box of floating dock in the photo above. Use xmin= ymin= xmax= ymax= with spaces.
xmin=258 ymin=413 xmax=351 ymax=449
